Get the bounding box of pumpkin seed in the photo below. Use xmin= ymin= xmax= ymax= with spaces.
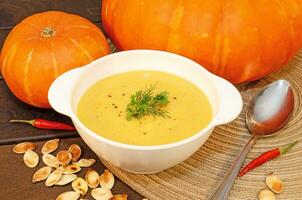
xmin=55 ymin=174 xmax=78 ymax=186
xmin=99 ymin=169 xmax=115 ymax=190
xmin=258 ymin=188 xmax=276 ymax=200
xmin=45 ymin=166 xmax=63 ymax=186
xmin=32 ymin=166 xmax=52 ymax=183
xmin=42 ymin=139 xmax=59 ymax=154
xmin=111 ymin=194 xmax=128 ymax=200
xmin=13 ymin=142 xmax=37 ymax=154
xmin=23 ymin=149 xmax=39 ymax=168
xmin=72 ymin=177 xmax=88 ymax=195
xmin=85 ymin=168 xmax=100 ymax=188
xmin=68 ymin=144 xmax=82 ymax=162
xmin=63 ymin=164 xmax=81 ymax=174
xmin=91 ymin=187 xmax=113 ymax=200
xmin=266 ymin=174 xmax=284 ymax=194
xmin=56 ymin=191 xmax=80 ymax=200
xmin=42 ymin=153 xmax=59 ymax=168
xmin=57 ymin=150 xmax=72 ymax=166
xmin=74 ymin=158 xmax=96 ymax=168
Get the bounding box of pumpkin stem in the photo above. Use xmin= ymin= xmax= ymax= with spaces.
xmin=41 ymin=27 xmax=56 ymax=37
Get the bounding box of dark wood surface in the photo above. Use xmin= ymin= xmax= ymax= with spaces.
xmin=0 ymin=138 xmax=142 ymax=200
xmin=0 ymin=0 xmax=143 ymax=199
xmin=0 ymin=0 xmax=101 ymax=28
xmin=0 ymin=78 xmax=80 ymax=145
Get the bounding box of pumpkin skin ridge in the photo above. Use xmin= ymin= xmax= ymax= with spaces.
xmin=6 ymin=38 xmax=54 ymax=108
xmin=68 ymin=37 xmax=94 ymax=62
xmin=274 ymin=0 xmax=293 ymax=65
xmin=166 ymin=1 xmax=183 ymax=52
xmin=1 ymin=36 xmax=38 ymax=76
xmin=6 ymin=40 xmax=43 ymax=107
xmin=63 ymin=25 xmax=105 ymax=37
xmin=22 ymin=21 xmax=40 ymax=31
xmin=56 ymin=15 xmax=111 ymax=58
xmin=102 ymin=0 xmax=302 ymax=83
xmin=22 ymin=48 xmax=36 ymax=106
xmin=210 ymin=3 xmax=223 ymax=76
xmin=58 ymin=26 xmax=111 ymax=56
xmin=101 ymin=0 xmax=133 ymax=50
xmin=1 ymin=45 xmax=17 ymax=79
xmin=276 ymin=0 xmax=300 ymax=65
xmin=0 ymin=11 xmax=110 ymax=108
xmin=50 ymin=40 xmax=59 ymax=78
xmin=1 ymin=39 xmax=33 ymax=80
xmin=103 ymin=0 xmax=123 ymax=47
xmin=2 ymin=43 xmax=35 ymax=107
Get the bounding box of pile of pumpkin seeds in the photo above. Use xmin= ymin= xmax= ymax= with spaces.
xmin=258 ymin=173 xmax=284 ymax=200
xmin=13 ymin=139 xmax=129 ymax=200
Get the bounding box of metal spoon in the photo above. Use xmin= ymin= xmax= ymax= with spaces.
xmin=209 ymin=80 xmax=294 ymax=200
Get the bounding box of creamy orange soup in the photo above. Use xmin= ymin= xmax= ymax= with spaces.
xmin=77 ymin=70 xmax=212 ymax=146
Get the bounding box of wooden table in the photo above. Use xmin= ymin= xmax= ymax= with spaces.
xmin=0 ymin=1 xmax=143 ymax=199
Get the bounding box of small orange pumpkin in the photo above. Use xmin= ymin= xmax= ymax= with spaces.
xmin=0 ymin=11 xmax=110 ymax=108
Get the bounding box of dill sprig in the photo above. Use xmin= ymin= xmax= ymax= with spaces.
xmin=126 ymin=83 xmax=170 ymax=120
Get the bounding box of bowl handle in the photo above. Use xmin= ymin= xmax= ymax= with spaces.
xmin=212 ymin=75 xmax=243 ymax=125
xmin=48 ymin=67 xmax=84 ymax=116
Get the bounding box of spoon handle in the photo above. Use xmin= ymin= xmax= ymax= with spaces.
xmin=209 ymin=134 xmax=258 ymax=200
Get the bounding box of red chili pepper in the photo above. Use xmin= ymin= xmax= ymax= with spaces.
xmin=10 ymin=119 xmax=75 ymax=131
xmin=239 ymin=140 xmax=298 ymax=177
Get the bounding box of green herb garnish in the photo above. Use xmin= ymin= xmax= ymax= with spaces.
xmin=126 ymin=83 xmax=170 ymax=120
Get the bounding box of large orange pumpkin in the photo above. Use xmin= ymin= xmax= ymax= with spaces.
xmin=0 ymin=11 xmax=110 ymax=108
xmin=102 ymin=0 xmax=302 ymax=83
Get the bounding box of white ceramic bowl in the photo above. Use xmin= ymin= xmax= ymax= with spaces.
xmin=48 ymin=50 xmax=242 ymax=174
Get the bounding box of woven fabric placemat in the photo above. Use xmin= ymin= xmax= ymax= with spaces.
xmin=100 ymin=51 xmax=302 ymax=200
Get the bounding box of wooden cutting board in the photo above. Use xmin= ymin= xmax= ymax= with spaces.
xmin=100 ymin=51 xmax=302 ymax=200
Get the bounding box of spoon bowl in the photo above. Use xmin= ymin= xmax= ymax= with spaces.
xmin=210 ymin=80 xmax=294 ymax=200
xmin=246 ymin=80 xmax=294 ymax=136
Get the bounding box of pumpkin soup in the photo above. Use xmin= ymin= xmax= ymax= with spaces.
xmin=77 ymin=71 xmax=212 ymax=146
